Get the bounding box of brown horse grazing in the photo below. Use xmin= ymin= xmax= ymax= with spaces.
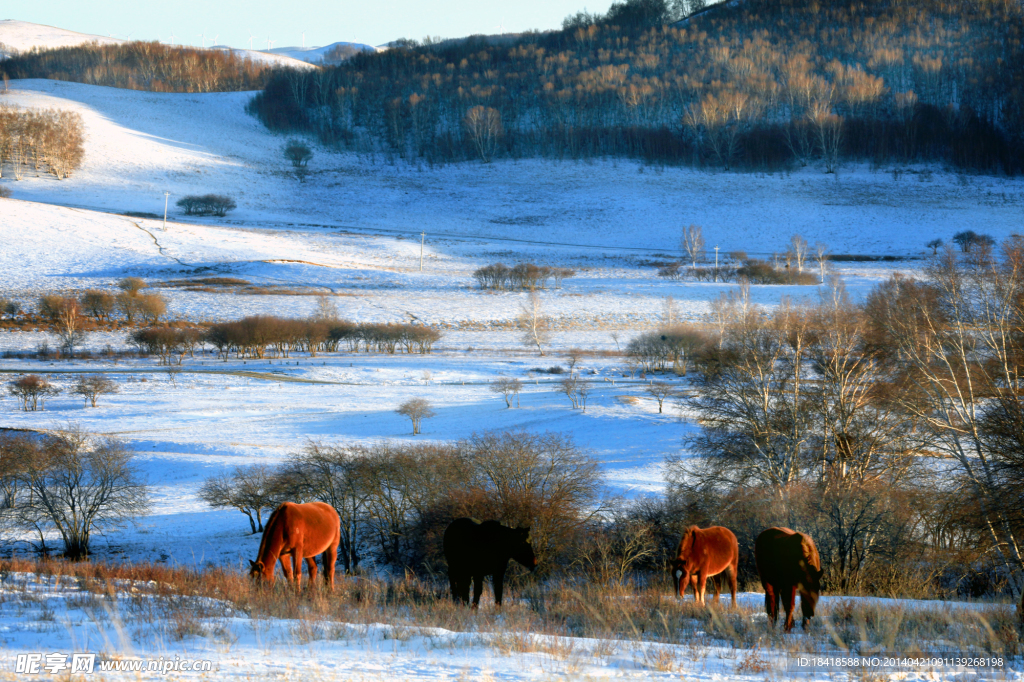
xmin=443 ymin=518 xmax=537 ymax=608
xmin=672 ymin=525 xmax=739 ymax=606
xmin=249 ymin=502 xmax=340 ymax=590
xmin=754 ymin=527 xmax=824 ymax=632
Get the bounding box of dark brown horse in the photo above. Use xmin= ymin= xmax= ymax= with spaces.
xmin=249 ymin=501 xmax=340 ymax=590
xmin=443 ymin=518 xmax=537 ymax=608
xmin=672 ymin=525 xmax=739 ymax=606
xmin=754 ymin=527 xmax=824 ymax=632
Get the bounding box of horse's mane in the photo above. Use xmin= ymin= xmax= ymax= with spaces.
xmin=256 ymin=504 xmax=286 ymax=563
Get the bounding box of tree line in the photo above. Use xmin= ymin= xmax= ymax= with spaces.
xmin=0 ymin=105 xmax=84 ymax=180
xmin=0 ymin=42 xmax=283 ymax=93
xmin=248 ymin=0 xmax=1024 ymax=173
xmin=202 ymin=316 xmax=443 ymax=361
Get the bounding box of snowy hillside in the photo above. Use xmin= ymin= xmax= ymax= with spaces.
xmin=264 ymin=41 xmax=377 ymax=64
xmin=0 ymin=19 xmax=123 ymax=56
xmin=0 ymin=20 xmax=314 ymax=70
xmin=1 ymin=79 xmax=1022 ymax=256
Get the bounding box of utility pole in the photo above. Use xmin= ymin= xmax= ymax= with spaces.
xmin=419 ymin=231 xmax=425 ymax=271
xmin=163 ymin=192 xmax=170 ymax=229
xmin=714 ymin=245 xmax=719 ymax=282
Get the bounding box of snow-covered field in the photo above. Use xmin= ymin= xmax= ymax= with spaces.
xmin=0 ymin=67 xmax=1022 ymax=679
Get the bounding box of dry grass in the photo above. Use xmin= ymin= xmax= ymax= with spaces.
xmin=0 ymin=557 xmax=1019 ymax=671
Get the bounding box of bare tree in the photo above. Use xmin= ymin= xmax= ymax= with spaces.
xmin=813 ymin=241 xmax=830 ymax=283
xmin=136 ymin=293 xmax=167 ymax=324
xmin=397 ymin=398 xmax=435 ymax=435
xmin=198 ymin=465 xmax=276 ymax=534
xmin=311 ymin=294 xmax=340 ymax=323
xmin=463 ymin=106 xmax=503 ymax=162
xmin=680 ymin=224 xmax=705 ymax=267
xmin=790 ymin=234 xmax=809 ymax=273
xmin=566 ymin=348 xmax=584 ymax=374
xmin=557 ymin=375 xmax=582 ymax=409
xmin=926 ymin=238 xmax=944 ymax=255
xmin=117 ymin=277 xmax=148 ymax=296
xmin=518 ymin=292 xmax=550 ymax=356
xmin=73 ymin=375 xmax=118 ymax=408
xmin=13 ymin=427 xmax=149 ymax=559
xmin=48 ymin=297 xmax=84 ymax=357
xmin=645 ymin=382 xmax=675 ymax=413
xmin=9 ymin=375 xmax=60 ymax=411
xmin=490 ymin=377 xmax=522 ymax=408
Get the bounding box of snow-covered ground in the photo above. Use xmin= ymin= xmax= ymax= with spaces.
xmin=0 ymin=70 xmax=1022 ymax=679
xmin=0 ymin=572 xmax=1016 ymax=681
xmin=1 ymin=79 xmax=1022 ymax=256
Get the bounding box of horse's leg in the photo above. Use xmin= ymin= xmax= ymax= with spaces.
xmin=471 ymin=574 xmax=484 ymax=609
xmin=292 ymin=544 xmax=303 ymax=590
xmin=492 ymin=569 xmax=506 ymax=607
xmin=696 ymin=568 xmax=708 ymax=606
xmin=763 ymin=584 xmax=777 ymax=625
xmin=324 ymin=541 xmax=338 ymax=591
xmin=710 ymin=572 xmax=721 ymax=603
xmin=279 ymin=555 xmax=294 ymax=584
xmin=449 ymin=573 xmax=460 ymax=603
xmin=783 ymin=585 xmax=797 ymax=633
xmin=728 ymin=566 xmax=738 ymax=607
xmin=459 ymin=575 xmax=471 ymax=605
xmin=305 ymin=557 xmax=318 ymax=589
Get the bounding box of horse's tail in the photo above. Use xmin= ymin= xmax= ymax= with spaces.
xmin=255 ymin=504 xmax=286 ymax=564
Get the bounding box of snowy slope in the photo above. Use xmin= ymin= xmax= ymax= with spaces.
xmin=2 ymin=79 xmax=1022 ymax=257
xmin=210 ymin=45 xmax=318 ymax=69
xmin=0 ymin=19 xmax=123 ymax=56
xmin=264 ymin=41 xmax=377 ymax=64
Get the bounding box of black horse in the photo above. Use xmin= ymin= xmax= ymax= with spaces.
xmin=443 ymin=518 xmax=537 ymax=608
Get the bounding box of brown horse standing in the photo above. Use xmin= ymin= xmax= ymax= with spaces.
xmin=754 ymin=527 xmax=823 ymax=632
xmin=249 ymin=502 xmax=340 ymax=590
xmin=672 ymin=525 xmax=739 ymax=606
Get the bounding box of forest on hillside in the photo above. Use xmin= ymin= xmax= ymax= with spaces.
xmin=249 ymin=0 xmax=1024 ymax=172
xmin=0 ymin=42 xmax=279 ymax=93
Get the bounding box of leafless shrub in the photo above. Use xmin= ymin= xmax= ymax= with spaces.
xmin=8 ymin=426 xmax=149 ymax=559
xmin=73 ymin=375 xmax=118 ymax=407
xmin=490 ymin=377 xmax=523 ymax=408
xmin=198 ymin=465 xmax=277 ymax=534
xmin=397 ymin=398 xmax=435 ymax=435
xmin=176 ymin=194 xmax=237 ymax=217
xmin=8 ymin=375 xmax=60 ymax=411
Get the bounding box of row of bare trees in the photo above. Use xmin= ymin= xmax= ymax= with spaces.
xmin=7 ymin=375 xmax=118 ymax=411
xmin=0 ymin=105 xmax=84 ymax=180
xmin=1 ymin=42 xmax=280 ymax=93
xmin=203 ymin=316 xmax=443 ymax=360
xmin=473 ymin=262 xmax=576 ymax=290
xmin=667 ymin=239 xmax=1024 ymax=595
xmin=200 ymin=431 xmax=603 ymax=573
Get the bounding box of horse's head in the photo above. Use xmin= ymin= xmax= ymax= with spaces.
xmin=248 ymin=559 xmax=274 ymax=585
xmin=510 ymin=526 xmax=538 ymax=571
xmin=799 ymin=565 xmax=825 ymax=625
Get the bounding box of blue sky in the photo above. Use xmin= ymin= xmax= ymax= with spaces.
xmin=3 ymin=0 xmax=612 ymax=48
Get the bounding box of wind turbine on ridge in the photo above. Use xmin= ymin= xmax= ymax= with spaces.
xmin=198 ymin=30 xmax=206 ymax=48
xmin=266 ymin=36 xmax=276 ymax=50
xmin=247 ymin=31 xmax=255 ymax=50
xmin=494 ymin=17 xmax=505 ymax=35
xmin=168 ymin=31 xmax=177 ymax=45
